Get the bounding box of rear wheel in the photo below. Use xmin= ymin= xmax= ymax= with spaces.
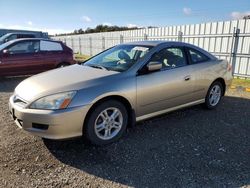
xmin=84 ymin=100 xmax=128 ymax=145
xmin=204 ymin=81 xmax=223 ymax=109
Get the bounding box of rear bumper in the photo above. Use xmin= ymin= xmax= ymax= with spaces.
xmin=9 ymin=95 xmax=91 ymax=139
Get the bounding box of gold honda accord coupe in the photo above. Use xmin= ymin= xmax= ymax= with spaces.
xmin=9 ymin=41 xmax=233 ymax=145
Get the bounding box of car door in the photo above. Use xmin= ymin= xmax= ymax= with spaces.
xmin=0 ymin=40 xmax=42 ymax=76
xmin=39 ymin=40 xmax=64 ymax=70
xmin=185 ymin=47 xmax=215 ymax=101
xmin=136 ymin=46 xmax=195 ymax=117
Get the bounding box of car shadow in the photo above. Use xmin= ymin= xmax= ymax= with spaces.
xmin=43 ymin=96 xmax=249 ymax=187
xmin=0 ymin=76 xmax=28 ymax=92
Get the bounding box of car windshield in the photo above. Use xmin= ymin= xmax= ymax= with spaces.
xmin=0 ymin=40 xmax=14 ymax=51
xmin=0 ymin=33 xmax=12 ymax=43
xmin=84 ymin=44 xmax=152 ymax=72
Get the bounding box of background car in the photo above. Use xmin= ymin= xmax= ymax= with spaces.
xmin=0 ymin=38 xmax=75 ymax=77
xmin=0 ymin=32 xmax=48 ymax=45
xmin=9 ymin=41 xmax=233 ymax=145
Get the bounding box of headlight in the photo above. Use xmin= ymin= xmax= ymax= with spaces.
xmin=29 ymin=91 xmax=77 ymax=110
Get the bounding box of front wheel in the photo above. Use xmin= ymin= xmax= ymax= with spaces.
xmin=84 ymin=100 xmax=128 ymax=145
xmin=204 ymin=81 xmax=223 ymax=109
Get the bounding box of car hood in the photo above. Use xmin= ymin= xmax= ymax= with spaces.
xmin=15 ymin=64 xmax=119 ymax=102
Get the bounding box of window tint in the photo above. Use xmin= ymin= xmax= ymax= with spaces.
xmin=188 ymin=48 xmax=209 ymax=64
xmin=40 ymin=41 xmax=63 ymax=51
xmin=17 ymin=34 xmax=35 ymax=38
xmin=7 ymin=41 xmax=39 ymax=54
xmin=151 ymin=47 xmax=186 ymax=69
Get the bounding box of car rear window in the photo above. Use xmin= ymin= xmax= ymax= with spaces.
xmin=188 ymin=48 xmax=210 ymax=64
xmin=40 ymin=41 xmax=63 ymax=51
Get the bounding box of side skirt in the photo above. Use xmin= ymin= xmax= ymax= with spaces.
xmin=136 ymin=99 xmax=205 ymax=122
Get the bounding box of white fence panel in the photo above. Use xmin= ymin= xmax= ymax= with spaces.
xmin=53 ymin=19 xmax=250 ymax=78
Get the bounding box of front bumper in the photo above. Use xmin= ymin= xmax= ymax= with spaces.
xmin=9 ymin=95 xmax=91 ymax=140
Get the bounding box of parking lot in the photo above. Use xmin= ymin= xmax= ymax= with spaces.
xmin=0 ymin=77 xmax=250 ymax=187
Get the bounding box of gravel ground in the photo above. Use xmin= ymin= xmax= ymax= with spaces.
xmin=0 ymin=77 xmax=250 ymax=188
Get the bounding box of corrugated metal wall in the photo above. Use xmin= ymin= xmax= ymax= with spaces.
xmin=53 ymin=19 xmax=250 ymax=78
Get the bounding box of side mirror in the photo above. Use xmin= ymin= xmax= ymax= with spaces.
xmin=147 ymin=61 xmax=162 ymax=72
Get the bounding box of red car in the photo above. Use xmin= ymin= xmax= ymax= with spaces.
xmin=0 ymin=38 xmax=75 ymax=77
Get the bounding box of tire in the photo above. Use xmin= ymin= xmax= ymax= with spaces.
xmin=204 ymin=81 xmax=223 ymax=109
xmin=57 ymin=62 xmax=70 ymax=68
xmin=84 ymin=100 xmax=128 ymax=146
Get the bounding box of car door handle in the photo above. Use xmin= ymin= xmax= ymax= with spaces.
xmin=184 ymin=75 xmax=191 ymax=81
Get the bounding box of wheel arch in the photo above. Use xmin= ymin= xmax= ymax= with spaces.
xmin=211 ymin=78 xmax=226 ymax=95
xmin=83 ymin=95 xmax=136 ymax=134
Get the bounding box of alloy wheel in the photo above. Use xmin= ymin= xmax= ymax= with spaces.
xmin=209 ymin=85 xmax=222 ymax=106
xmin=94 ymin=107 xmax=123 ymax=140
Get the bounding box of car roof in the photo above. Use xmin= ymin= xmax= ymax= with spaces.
xmin=9 ymin=38 xmax=59 ymax=43
xmin=124 ymin=40 xmax=168 ymax=46
xmin=124 ymin=40 xmax=217 ymax=59
xmin=5 ymin=32 xmax=37 ymax=35
xmin=124 ymin=40 xmax=197 ymax=47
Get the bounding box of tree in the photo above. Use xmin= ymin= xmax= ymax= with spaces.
xmin=78 ymin=28 xmax=84 ymax=34
xmin=243 ymin=15 xmax=250 ymax=19
xmin=54 ymin=24 xmax=144 ymax=36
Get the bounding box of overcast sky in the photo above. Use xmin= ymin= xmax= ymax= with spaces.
xmin=0 ymin=0 xmax=250 ymax=35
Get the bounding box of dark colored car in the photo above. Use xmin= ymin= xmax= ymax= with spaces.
xmin=0 ymin=38 xmax=75 ymax=77
xmin=0 ymin=33 xmax=47 ymax=45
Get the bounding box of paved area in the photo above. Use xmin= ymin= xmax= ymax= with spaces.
xmin=0 ymin=77 xmax=250 ymax=188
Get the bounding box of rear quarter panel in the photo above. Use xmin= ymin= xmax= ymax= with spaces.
xmin=61 ymin=44 xmax=75 ymax=65
xmin=191 ymin=59 xmax=232 ymax=100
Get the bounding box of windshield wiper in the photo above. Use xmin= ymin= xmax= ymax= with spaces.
xmin=87 ymin=64 xmax=108 ymax=70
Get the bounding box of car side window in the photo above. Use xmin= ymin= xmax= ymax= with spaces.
xmin=7 ymin=41 xmax=40 ymax=54
xmin=150 ymin=47 xmax=186 ymax=69
xmin=188 ymin=48 xmax=210 ymax=64
xmin=17 ymin=34 xmax=35 ymax=39
xmin=40 ymin=41 xmax=63 ymax=51
xmin=5 ymin=34 xmax=17 ymax=42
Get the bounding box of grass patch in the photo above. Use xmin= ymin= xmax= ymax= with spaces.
xmin=232 ymin=78 xmax=250 ymax=88
xmin=74 ymin=53 xmax=91 ymax=63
